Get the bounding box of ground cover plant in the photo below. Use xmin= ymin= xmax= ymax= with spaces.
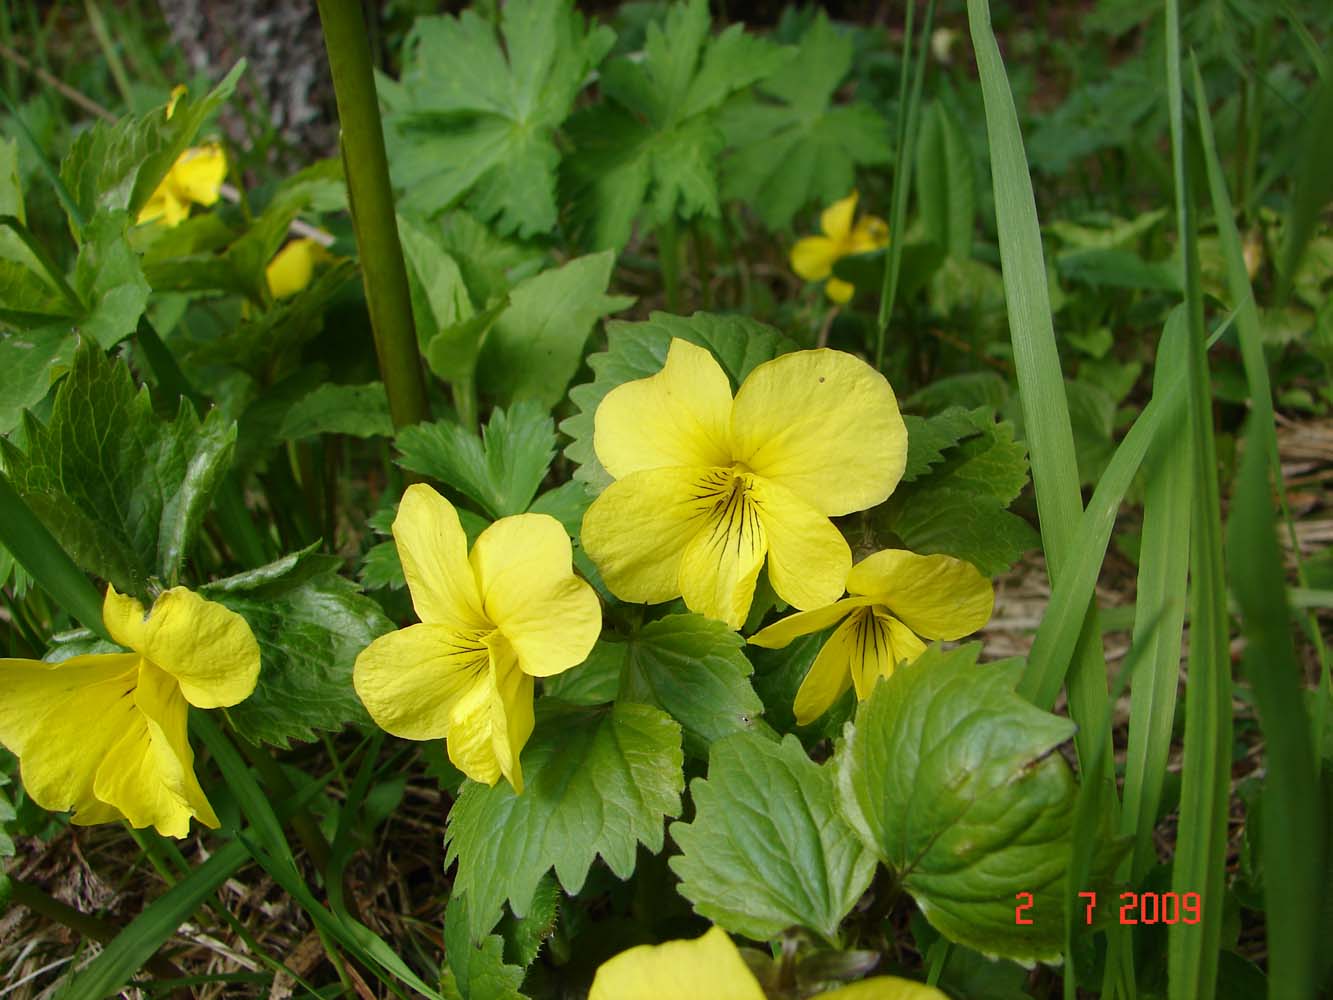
xmin=0 ymin=0 xmax=1331 ymax=997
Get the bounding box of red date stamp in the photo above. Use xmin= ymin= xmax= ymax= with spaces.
xmin=1015 ymin=891 xmax=1201 ymax=925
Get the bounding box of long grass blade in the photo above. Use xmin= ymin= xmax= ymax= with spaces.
xmin=1162 ymin=4 xmax=1232 ymax=996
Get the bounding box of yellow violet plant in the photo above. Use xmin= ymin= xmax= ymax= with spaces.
xmin=589 ymin=926 xmax=948 ymax=1000
xmin=353 ymin=483 xmax=600 ymax=792
xmin=790 ymin=191 xmax=889 ymax=303
xmin=750 ymin=549 xmax=994 ymax=724
xmin=136 ymin=85 xmax=227 ymax=227
xmin=266 ymin=238 xmax=329 ymax=298
xmin=581 ymin=337 xmax=907 ymax=629
xmin=0 ymin=585 xmax=260 ymax=838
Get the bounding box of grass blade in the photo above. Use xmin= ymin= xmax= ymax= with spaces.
xmin=1162 ymin=4 xmax=1232 ymax=996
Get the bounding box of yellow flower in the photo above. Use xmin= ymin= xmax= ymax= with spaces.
xmin=750 ymin=549 xmax=994 ymax=724
xmin=589 ymin=926 xmax=947 ymax=1000
xmin=353 ymin=484 xmax=601 ymax=793
xmin=0 ymin=585 xmax=261 ymax=837
xmin=266 ymin=238 xmax=327 ymax=299
xmin=137 ymin=144 xmax=227 ymax=227
xmin=790 ymin=191 xmax=889 ymax=303
xmin=580 ymin=338 xmax=907 ymax=630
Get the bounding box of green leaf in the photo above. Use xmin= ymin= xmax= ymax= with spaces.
xmin=915 ymin=100 xmax=975 ymax=260
xmin=900 ymin=407 xmax=994 ymax=483
xmin=834 ymin=644 xmax=1077 ymax=963
xmin=670 ymin=731 xmax=875 ymax=944
xmin=562 ymin=311 xmax=795 ymax=489
xmin=0 ymin=327 xmax=75 ymax=437
xmin=445 ymin=701 xmax=684 ymax=941
xmin=59 ymin=61 xmax=244 ymax=227
xmin=386 ymin=0 xmax=613 ymax=235
xmin=442 ymin=893 xmax=528 ymax=1000
xmin=276 ymin=382 xmax=393 ymax=441
xmin=718 ymin=13 xmax=891 ymax=231
xmin=0 ymin=339 xmax=235 ymax=594
xmin=497 ymin=875 xmax=559 ymax=969
xmin=878 ymin=487 xmax=1037 ymax=577
xmin=564 ymin=0 xmax=792 ymax=249
xmin=72 ymin=211 xmax=150 ymax=348
xmin=475 ymin=252 xmax=633 ymax=409
xmin=208 ymin=560 xmax=389 ymax=748
xmin=596 ymin=613 xmax=764 ymax=757
xmin=396 ymin=401 xmax=556 ymax=519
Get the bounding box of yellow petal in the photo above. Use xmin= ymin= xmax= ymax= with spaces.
xmin=581 ymin=467 xmax=713 ymax=606
xmin=103 ymin=585 xmax=260 ymax=709
xmin=593 ymin=338 xmax=733 ymax=479
xmin=750 ymin=475 xmax=851 ymax=611
xmin=848 ymin=215 xmax=890 ymax=254
xmin=844 ymin=607 xmax=900 ymax=700
xmin=589 ymin=926 xmax=766 ymax=1000
xmin=443 ymin=644 xmax=533 ymax=793
xmin=169 ymin=144 xmax=226 ymax=207
xmin=883 ymin=613 xmax=928 ymax=672
xmin=822 ymin=976 xmax=949 ymax=1000
xmin=92 ymin=660 xmax=218 ymax=837
xmin=825 ymin=276 xmax=855 ymax=303
xmin=790 ymin=235 xmax=841 ymax=281
xmin=165 ymin=85 xmax=187 ymax=119
xmin=487 ymin=635 xmax=534 ymax=793
xmin=393 ymin=484 xmax=488 ymax=630
xmin=0 ymin=653 xmax=140 ymax=822
xmin=846 ymin=549 xmax=994 ymax=640
xmin=353 ymin=623 xmax=493 ymax=741
xmin=730 ymin=349 xmax=908 ymax=516
xmin=677 ymin=471 xmax=768 ymax=629
xmin=748 ymin=596 xmax=871 ymax=649
xmin=792 ymin=613 xmax=859 ymax=725
xmin=266 ymin=238 xmax=324 ymax=299
xmin=821 ymin=191 xmax=859 ymax=241
xmin=469 ymin=513 xmax=601 ymax=678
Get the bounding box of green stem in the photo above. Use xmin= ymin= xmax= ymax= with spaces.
xmin=84 ymin=0 xmax=136 ymax=110
xmin=316 ymin=0 xmax=428 ymax=431
xmin=234 ymin=736 xmax=333 ymax=874
xmin=0 ymin=472 xmax=110 ymax=641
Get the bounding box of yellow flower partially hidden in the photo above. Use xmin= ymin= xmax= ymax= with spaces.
xmin=589 ymin=926 xmax=948 ymax=1000
xmin=0 ymin=585 xmax=261 ymax=837
xmin=581 ymin=338 xmax=907 ymax=630
xmin=353 ymin=484 xmax=601 ymax=793
xmin=790 ymin=191 xmax=889 ymax=303
xmin=750 ymin=549 xmax=994 ymax=724
xmin=266 ymin=238 xmax=328 ymax=299
xmin=137 ymin=144 xmax=227 ymax=227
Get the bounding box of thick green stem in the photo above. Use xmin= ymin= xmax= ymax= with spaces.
xmin=316 ymin=0 xmax=428 ymax=430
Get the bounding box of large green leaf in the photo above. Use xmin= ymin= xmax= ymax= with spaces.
xmin=670 ymin=731 xmax=875 ymax=943
xmin=718 ymin=12 xmax=891 ymax=231
xmin=276 ymin=382 xmax=393 ymax=442
xmin=396 ymin=400 xmax=555 ymax=520
xmin=474 ymin=251 xmax=633 ymax=408
xmin=442 ymin=894 xmax=528 ymax=1000
xmin=445 ymin=701 xmax=684 ymax=941
xmin=0 ymin=326 xmax=75 ymax=437
xmin=834 ymin=644 xmax=1078 ymax=964
xmin=594 ymin=613 xmax=764 ymax=757
xmin=385 ymin=0 xmax=613 ymax=235
xmin=562 ymin=311 xmax=794 ymax=489
xmin=72 ymin=212 xmax=151 ymax=348
xmin=0 ymin=339 xmax=235 ymax=596
xmin=915 ymin=100 xmax=975 ymax=260
xmin=205 ymin=551 xmax=389 ymax=748
xmin=564 ymin=0 xmax=792 ymax=249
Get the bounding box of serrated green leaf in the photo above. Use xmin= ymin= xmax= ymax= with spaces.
xmin=396 ymin=401 xmax=555 ymax=519
xmin=602 ymin=613 xmax=764 ymax=757
xmin=498 ymin=874 xmax=559 ymax=968
xmin=475 ymin=252 xmax=633 ymax=409
xmin=915 ymin=101 xmax=975 ymax=260
xmin=900 ymin=406 xmax=995 ymax=483
xmin=72 ymin=212 xmax=150 ymax=348
xmin=445 ymin=701 xmax=683 ymax=941
xmin=670 ymin=731 xmax=875 ymax=944
xmin=877 ymin=486 xmax=1038 ymax=578
xmin=276 ymin=382 xmax=393 ymax=441
xmin=719 ymin=13 xmax=891 ymax=231
xmin=0 ymin=339 xmax=236 ymax=594
xmin=834 ymin=644 xmax=1077 ymax=963
xmin=213 ymin=566 xmax=389 ymax=748
xmin=564 ymin=0 xmax=792 ymax=249
xmin=443 ymin=893 xmax=528 ymax=1000
xmin=561 ymin=311 xmax=795 ymax=488
xmin=0 ymin=327 xmax=75 ymax=437
xmin=387 ymin=0 xmax=613 ymax=235
xmin=59 ymin=61 xmax=244 ymax=227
